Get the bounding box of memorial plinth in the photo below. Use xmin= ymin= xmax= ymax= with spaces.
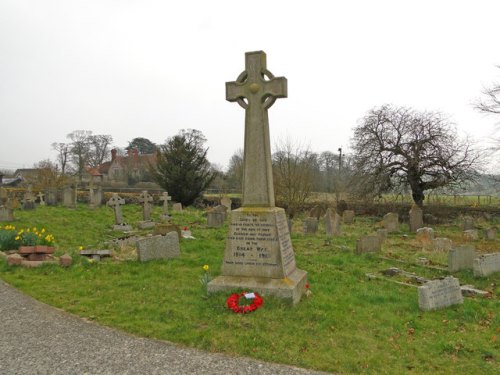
xmin=208 ymin=51 xmax=307 ymax=304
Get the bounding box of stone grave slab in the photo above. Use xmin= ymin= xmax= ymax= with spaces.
xmin=153 ymin=223 xmax=181 ymax=237
xmin=62 ymin=186 xmax=76 ymax=208
xmin=484 ymin=227 xmax=497 ymax=240
xmin=221 ymin=197 xmax=232 ymax=211
xmin=448 ymin=245 xmax=477 ymax=272
xmin=303 ymin=217 xmax=318 ymax=234
xmin=0 ymin=206 xmax=14 ymax=221
xmin=136 ymin=232 xmax=180 ymax=262
xmin=416 ymin=227 xmax=434 ymax=244
xmin=382 ymin=213 xmax=399 ymax=232
xmin=418 ymin=276 xmax=463 ymax=311
xmin=463 ymin=229 xmax=478 ymax=241
xmin=473 ymin=253 xmax=500 ymax=277
xmin=463 ymin=216 xmax=474 ymax=230
xmin=80 ymin=249 xmax=113 ymax=261
xmin=172 ymin=203 xmax=182 ymax=212
xmin=342 ymin=210 xmax=355 ymax=224
xmin=207 ymin=211 xmax=225 ymax=228
xmin=409 ymin=205 xmax=423 ymax=232
xmin=432 ymin=237 xmax=452 ymax=252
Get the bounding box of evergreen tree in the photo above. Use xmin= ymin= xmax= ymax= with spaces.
xmin=152 ymin=129 xmax=214 ymax=206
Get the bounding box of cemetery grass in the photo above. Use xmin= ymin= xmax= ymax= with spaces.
xmin=0 ymin=206 xmax=499 ymax=375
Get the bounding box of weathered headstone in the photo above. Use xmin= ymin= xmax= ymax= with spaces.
xmin=309 ymin=205 xmax=326 ymax=220
xmin=303 ymin=217 xmax=318 ymax=234
xmin=22 ymin=188 xmax=36 ymax=210
xmin=0 ymin=187 xmax=7 ymax=204
xmin=207 ymin=210 xmax=225 ymax=228
xmin=94 ymin=186 xmax=103 ymax=207
xmin=107 ymin=193 xmax=131 ymax=230
xmin=88 ymin=186 xmax=96 ymax=208
xmin=44 ymin=188 xmax=58 ymax=206
xmin=418 ymin=276 xmax=463 ymax=311
xmin=137 ymin=190 xmax=154 ymax=229
xmin=63 ymin=186 xmax=76 ymax=208
xmin=80 ymin=249 xmax=113 ymax=262
xmin=0 ymin=205 xmax=14 ymax=221
xmin=463 ymin=229 xmax=478 ymax=241
xmin=382 ymin=213 xmax=399 ymax=233
xmin=153 ymin=223 xmax=181 ymax=237
xmin=376 ymin=229 xmax=388 ymax=243
xmin=324 ymin=208 xmax=341 ymax=237
xmin=416 ymin=227 xmax=434 ymax=244
xmin=448 ymin=245 xmax=477 ymax=272
xmin=172 ymin=203 xmax=182 ymax=212
xmin=473 ymin=253 xmax=500 ymax=277
xmin=159 ymin=192 xmax=172 ymax=219
xmin=136 ymin=232 xmax=180 ymax=262
xmin=220 ymin=197 xmax=232 ymax=211
xmin=342 ymin=210 xmax=355 ymax=224
xmin=463 ymin=216 xmax=474 ymax=231
xmin=484 ymin=227 xmax=497 ymax=240
xmin=355 ymin=235 xmax=382 ymax=254
xmin=208 ymin=51 xmax=307 ymax=304
xmin=432 ymin=237 xmax=452 ymax=252
xmin=409 ymin=205 xmax=423 ymax=232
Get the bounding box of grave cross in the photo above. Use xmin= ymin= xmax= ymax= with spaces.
xmin=226 ymin=50 xmax=287 ymax=207
xmin=37 ymin=192 xmax=46 ymax=206
xmin=159 ymin=192 xmax=172 ymax=215
xmin=138 ymin=190 xmax=153 ymax=221
xmin=106 ymin=193 xmax=126 ymax=224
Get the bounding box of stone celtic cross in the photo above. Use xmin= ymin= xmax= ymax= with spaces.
xmin=226 ymin=51 xmax=287 ymax=207
xmin=138 ymin=190 xmax=153 ymax=221
xmin=107 ymin=193 xmax=126 ymax=224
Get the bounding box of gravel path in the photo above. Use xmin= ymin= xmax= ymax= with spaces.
xmin=0 ymin=280 xmax=332 ymax=375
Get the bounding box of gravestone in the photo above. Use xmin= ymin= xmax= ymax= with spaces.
xmin=324 ymin=208 xmax=341 ymax=237
xmin=80 ymin=249 xmax=113 ymax=262
xmin=153 ymin=223 xmax=181 ymax=237
xmin=63 ymin=186 xmax=76 ymax=208
xmin=22 ymin=189 xmax=36 ymax=210
xmin=309 ymin=205 xmax=325 ymax=220
xmin=342 ymin=210 xmax=355 ymax=224
xmin=208 ymin=51 xmax=307 ymax=304
xmin=172 ymin=203 xmax=182 ymax=212
xmin=409 ymin=205 xmax=423 ymax=232
xmin=473 ymin=253 xmax=500 ymax=277
xmin=484 ymin=227 xmax=497 ymax=240
xmin=463 ymin=229 xmax=478 ymax=241
xmin=207 ymin=210 xmax=225 ymax=228
xmin=88 ymin=186 xmax=96 ymax=208
xmin=37 ymin=192 xmax=46 ymax=206
xmin=376 ymin=229 xmax=388 ymax=243
xmin=303 ymin=217 xmax=318 ymax=234
xmin=418 ymin=276 xmax=463 ymax=311
xmin=432 ymin=237 xmax=453 ymax=252
xmin=137 ymin=190 xmax=154 ymax=229
xmin=448 ymin=245 xmax=477 ymax=272
xmin=382 ymin=213 xmax=399 ymax=233
xmin=0 ymin=187 xmax=7 ymax=204
xmin=416 ymin=227 xmax=434 ymax=244
xmin=0 ymin=205 xmax=14 ymax=221
xmin=45 ymin=188 xmax=57 ymax=206
xmin=463 ymin=216 xmax=474 ymax=231
xmin=136 ymin=232 xmax=180 ymax=262
xmin=221 ymin=197 xmax=232 ymax=211
xmin=107 ymin=193 xmax=132 ymax=231
xmin=159 ymin=192 xmax=172 ymax=219
xmin=94 ymin=186 xmax=103 ymax=207
xmin=355 ymin=235 xmax=382 ymax=254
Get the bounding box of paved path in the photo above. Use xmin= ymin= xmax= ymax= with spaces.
xmin=0 ymin=281 xmax=331 ymax=375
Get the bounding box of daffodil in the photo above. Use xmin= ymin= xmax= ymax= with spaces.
xmin=203 ymin=264 xmax=209 ymax=271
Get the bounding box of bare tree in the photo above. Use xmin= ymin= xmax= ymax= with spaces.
xmin=67 ymin=130 xmax=92 ymax=180
xmin=51 ymin=142 xmax=70 ymax=175
xmin=88 ymin=134 xmax=113 ymax=168
xmin=272 ymin=138 xmax=315 ymax=217
xmin=226 ymin=149 xmax=244 ymax=191
xmin=475 ymin=66 xmax=500 ymax=114
xmin=351 ymin=105 xmax=482 ymax=207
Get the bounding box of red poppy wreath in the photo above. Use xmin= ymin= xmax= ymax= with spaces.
xmin=226 ymin=292 xmax=263 ymax=314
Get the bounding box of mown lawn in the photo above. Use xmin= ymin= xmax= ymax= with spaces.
xmin=0 ymin=204 xmax=498 ymax=374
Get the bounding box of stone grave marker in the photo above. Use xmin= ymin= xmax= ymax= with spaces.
xmin=342 ymin=210 xmax=355 ymax=224
xmin=37 ymin=192 xmax=46 ymax=206
xmin=136 ymin=232 xmax=180 ymax=262
xmin=208 ymin=51 xmax=307 ymax=304
xmin=473 ymin=253 xmax=500 ymax=277
xmin=324 ymin=208 xmax=341 ymax=237
xmin=382 ymin=213 xmax=399 ymax=233
xmin=409 ymin=204 xmax=423 ymax=232
xmin=448 ymin=245 xmax=477 ymax=272
xmin=207 ymin=208 xmax=225 ymax=228
xmin=107 ymin=193 xmax=132 ymax=231
xmin=463 ymin=229 xmax=478 ymax=241
xmin=88 ymin=186 xmax=96 ymax=208
xmin=45 ymin=188 xmax=57 ymax=206
xmin=137 ymin=190 xmax=155 ymax=229
xmin=416 ymin=227 xmax=434 ymax=244
xmin=159 ymin=192 xmax=172 ymax=219
xmin=309 ymin=205 xmax=326 ymax=220
xmin=376 ymin=229 xmax=388 ymax=243
xmin=94 ymin=186 xmax=103 ymax=207
xmin=463 ymin=216 xmax=474 ymax=231
xmin=22 ymin=188 xmax=36 ymax=210
xmin=172 ymin=202 xmax=183 ymax=212
xmin=0 ymin=205 xmax=14 ymax=221
xmin=221 ymin=197 xmax=232 ymax=211
xmin=355 ymin=234 xmax=382 ymax=254
xmin=80 ymin=249 xmax=113 ymax=262
xmin=432 ymin=237 xmax=452 ymax=252
xmin=484 ymin=227 xmax=497 ymax=240
xmin=303 ymin=217 xmax=318 ymax=234
xmin=63 ymin=186 xmax=76 ymax=208
xmin=418 ymin=276 xmax=463 ymax=311
xmin=0 ymin=187 xmax=7 ymax=204
xmin=153 ymin=222 xmax=181 ymax=237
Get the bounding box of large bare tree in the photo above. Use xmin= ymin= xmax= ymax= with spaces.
xmin=351 ymin=105 xmax=481 ymax=207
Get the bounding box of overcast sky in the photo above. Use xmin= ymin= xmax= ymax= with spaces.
xmin=1 ymin=0 xmax=499 ymax=172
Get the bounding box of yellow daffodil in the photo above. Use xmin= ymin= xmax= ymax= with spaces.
xmin=41 ymin=228 xmax=46 ymax=233
xmin=203 ymin=264 xmax=209 ymax=271
xmin=79 ymin=246 xmax=83 ymax=250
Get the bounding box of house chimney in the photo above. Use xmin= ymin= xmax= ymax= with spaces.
xmin=111 ymin=149 xmax=117 ymax=161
